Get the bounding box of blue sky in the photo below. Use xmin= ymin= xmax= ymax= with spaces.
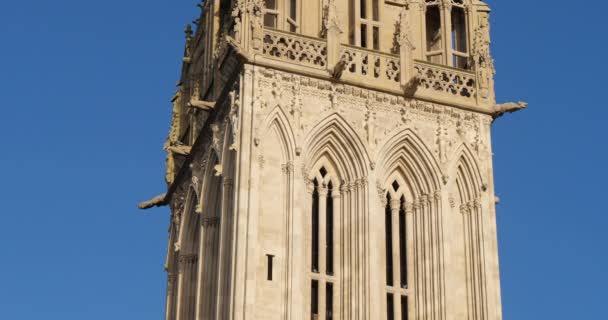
xmin=0 ymin=0 xmax=605 ymax=319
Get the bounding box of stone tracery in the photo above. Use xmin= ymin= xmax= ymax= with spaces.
xmin=141 ymin=2 xmax=521 ymax=320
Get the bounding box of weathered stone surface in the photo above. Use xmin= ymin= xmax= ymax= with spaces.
xmin=143 ymin=1 xmax=523 ymax=319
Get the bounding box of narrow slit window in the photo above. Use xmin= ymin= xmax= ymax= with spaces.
xmin=267 ymin=254 xmax=275 ymax=281
xmin=326 ymin=282 xmax=334 ymax=320
xmin=399 ymin=198 xmax=407 ymax=288
xmin=360 ymin=0 xmax=367 ymax=19
xmin=312 ymin=180 xmax=320 ymax=273
xmin=311 ymin=280 xmax=319 ymax=319
xmin=289 ymin=0 xmax=297 ymax=20
xmin=361 ymin=24 xmax=368 ymax=48
xmin=387 ymin=293 xmax=395 ymax=320
xmin=264 ymin=0 xmax=278 ymax=28
xmin=372 ymin=0 xmax=379 ymax=21
xmin=401 ymin=296 xmax=409 ymax=320
xmin=385 ymin=194 xmax=394 ymax=286
xmin=451 ymin=6 xmax=469 ymax=69
xmin=287 ymin=0 xmax=298 ymax=32
xmin=326 ymin=182 xmax=334 ymax=275
xmin=373 ymin=26 xmax=380 ymax=50
xmin=425 ymin=5 xmax=443 ymax=64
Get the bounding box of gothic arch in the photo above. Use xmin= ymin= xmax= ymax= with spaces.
xmin=451 ymin=144 xmax=484 ymax=203
xmin=195 ymin=150 xmax=224 ymax=319
xmin=260 ymin=106 xmax=297 ymax=162
xmin=376 ymin=129 xmax=446 ymax=320
xmin=302 ymin=113 xmax=372 ymax=320
xmin=451 ymin=143 xmax=489 ymax=320
xmin=377 ymin=129 xmax=442 ymax=197
xmin=303 ymin=113 xmax=370 ymax=181
xmin=177 ymin=187 xmax=201 ymax=255
xmin=174 ymin=186 xmax=202 ymax=320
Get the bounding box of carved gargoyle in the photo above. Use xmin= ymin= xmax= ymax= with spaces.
xmin=138 ymin=193 xmax=168 ymax=209
xmin=167 ymin=145 xmax=192 ymax=156
xmin=492 ymin=101 xmax=528 ymax=119
xmin=331 ymin=59 xmax=347 ymax=79
xmin=187 ymin=99 xmax=216 ymax=112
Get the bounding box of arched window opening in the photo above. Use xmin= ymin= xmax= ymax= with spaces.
xmin=349 ymin=0 xmax=381 ymax=50
xmin=219 ymin=0 xmax=232 ymax=32
xmin=309 ymin=166 xmax=338 ymax=320
xmin=425 ymin=0 xmax=471 ymax=69
xmin=425 ymin=1 xmax=443 ymax=64
xmin=451 ymin=4 xmax=468 ymax=68
xmin=384 ymin=180 xmax=410 ymax=320
xmin=264 ymin=0 xmax=300 ymax=33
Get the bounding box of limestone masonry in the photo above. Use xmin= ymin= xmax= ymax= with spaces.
xmin=139 ymin=1 xmax=525 ymax=319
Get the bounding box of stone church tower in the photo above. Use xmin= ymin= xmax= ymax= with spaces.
xmin=139 ymin=1 xmax=525 ymax=319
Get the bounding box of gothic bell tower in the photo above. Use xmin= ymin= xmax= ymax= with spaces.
xmin=139 ymin=1 xmax=525 ymax=319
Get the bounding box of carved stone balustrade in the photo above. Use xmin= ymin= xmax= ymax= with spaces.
xmin=413 ymin=60 xmax=477 ymax=103
xmin=340 ymin=45 xmax=401 ymax=90
xmin=254 ymin=27 xmax=489 ymax=112
xmin=262 ymin=28 xmax=328 ymax=70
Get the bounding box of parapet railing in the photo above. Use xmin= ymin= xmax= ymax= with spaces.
xmin=340 ymin=45 xmax=401 ymax=89
xmin=254 ymin=27 xmax=484 ymax=109
xmin=413 ymin=60 xmax=477 ymax=100
xmin=262 ymin=28 xmax=328 ymax=70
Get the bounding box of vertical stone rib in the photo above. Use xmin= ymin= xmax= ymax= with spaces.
xmin=422 ymin=196 xmax=431 ymax=320
xmin=177 ymin=254 xmax=198 ymax=320
xmin=357 ymin=180 xmax=365 ymax=320
xmin=473 ymin=199 xmax=487 ymax=320
xmin=426 ymin=194 xmax=436 ymax=320
xmin=211 ymin=221 xmax=221 ymax=318
xmin=304 ymin=179 xmax=315 ymax=320
xmin=165 ymin=273 xmax=177 ymax=320
xmin=332 ymin=190 xmax=342 ymax=320
xmin=476 ymin=199 xmax=489 ymax=319
xmin=413 ymin=199 xmax=422 ymax=320
xmin=434 ymin=192 xmax=446 ymax=320
xmin=284 ymin=165 xmax=292 ymax=320
xmin=405 ymin=203 xmax=415 ymax=320
xmin=349 ymin=183 xmax=357 ymax=319
xmin=363 ymin=180 xmax=370 ymax=319
xmin=340 ymin=184 xmax=350 ymax=320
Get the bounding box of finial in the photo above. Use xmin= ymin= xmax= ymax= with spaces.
xmin=184 ymin=24 xmax=193 ymax=38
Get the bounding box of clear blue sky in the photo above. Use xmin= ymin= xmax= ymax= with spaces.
xmin=0 ymin=1 xmax=605 ymax=319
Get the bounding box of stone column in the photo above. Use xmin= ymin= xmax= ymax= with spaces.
xmin=441 ymin=0 xmax=453 ymax=66
xmin=339 ymin=183 xmax=350 ymax=320
xmin=165 ymin=273 xmax=178 ymax=320
xmin=405 ymin=203 xmax=415 ymax=320
xmin=216 ymin=178 xmax=234 ymax=319
xmin=331 ymin=188 xmax=341 ymax=320
xmin=177 ymin=254 xmax=198 ymax=320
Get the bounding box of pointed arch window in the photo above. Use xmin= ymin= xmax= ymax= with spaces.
xmin=264 ymin=0 xmax=300 ymax=33
xmin=310 ymin=166 xmax=339 ymax=320
xmin=384 ymin=180 xmax=411 ymax=320
xmin=424 ymin=0 xmax=470 ymax=69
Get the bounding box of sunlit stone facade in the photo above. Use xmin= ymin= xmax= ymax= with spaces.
xmin=141 ymin=1 xmax=525 ymax=319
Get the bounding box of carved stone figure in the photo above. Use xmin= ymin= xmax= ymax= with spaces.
xmin=249 ymin=0 xmax=265 ymax=50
